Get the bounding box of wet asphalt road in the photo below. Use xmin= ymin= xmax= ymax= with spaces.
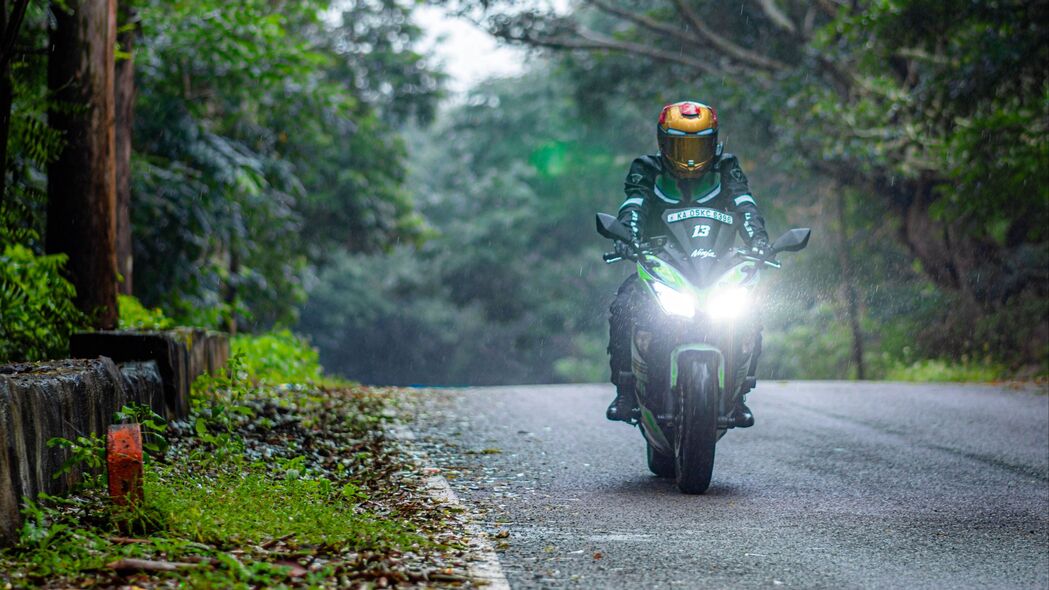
xmin=411 ymin=382 xmax=1049 ymax=589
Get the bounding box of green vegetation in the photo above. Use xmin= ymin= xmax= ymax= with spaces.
xmin=299 ymin=1 xmax=1047 ymax=384
xmin=299 ymin=69 xmax=647 ymax=385
xmin=128 ymin=0 xmax=438 ymax=329
xmin=885 ymin=360 xmax=1008 ymax=384
xmin=0 ymin=0 xmax=442 ymax=347
xmin=117 ymin=295 xmax=174 ymax=331
xmin=0 ymin=334 xmax=464 ymax=588
xmin=2 ymin=1 xmax=1045 ymax=380
xmin=146 ymin=467 xmax=422 ymax=552
xmin=231 ymin=330 xmax=324 ymax=386
xmin=0 ymin=244 xmax=87 ymax=362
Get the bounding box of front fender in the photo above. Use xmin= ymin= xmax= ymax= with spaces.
xmin=670 ymin=344 xmax=725 ymax=391
xmin=672 ymin=344 xmax=729 ymax=440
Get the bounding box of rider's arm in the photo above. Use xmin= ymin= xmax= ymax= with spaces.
xmin=722 ymin=155 xmax=769 ymax=247
xmin=618 ymin=157 xmax=656 ymax=242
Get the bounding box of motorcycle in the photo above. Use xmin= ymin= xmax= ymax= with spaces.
xmin=597 ymin=206 xmax=810 ymax=494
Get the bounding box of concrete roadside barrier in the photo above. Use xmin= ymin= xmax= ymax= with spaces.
xmin=70 ymin=329 xmax=228 ymax=420
xmin=0 ymin=329 xmax=228 ymax=545
xmin=0 ymin=358 xmax=163 ymax=543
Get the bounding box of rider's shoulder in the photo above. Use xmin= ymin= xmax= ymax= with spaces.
xmin=718 ymin=152 xmax=741 ymax=169
xmin=624 ymin=155 xmax=662 ymax=192
xmin=629 ymin=154 xmax=662 ymax=175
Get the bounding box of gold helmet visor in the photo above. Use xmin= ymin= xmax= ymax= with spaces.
xmin=659 ymin=130 xmax=718 ymax=177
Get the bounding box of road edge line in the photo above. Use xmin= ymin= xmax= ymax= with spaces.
xmin=390 ymin=425 xmax=511 ymax=590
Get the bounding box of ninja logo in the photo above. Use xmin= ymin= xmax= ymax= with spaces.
xmin=628 ymin=173 xmax=644 ymax=185
xmin=731 ymin=166 xmax=746 ymax=183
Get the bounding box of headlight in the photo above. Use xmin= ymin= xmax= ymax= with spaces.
xmin=652 ymin=281 xmax=696 ymax=318
xmin=706 ymin=285 xmax=750 ymax=321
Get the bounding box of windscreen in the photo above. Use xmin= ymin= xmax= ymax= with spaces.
xmin=661 ymin=206 xmax=738 ymax=284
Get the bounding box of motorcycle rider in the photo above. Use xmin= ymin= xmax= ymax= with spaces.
xmin=607 ymin=100 xmax=769 ymax=423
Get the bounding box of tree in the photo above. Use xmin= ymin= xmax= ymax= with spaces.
xmin=115 ymin=2 xmax=137 ymax=295
xmin=129 ymin=0 xmax=442 ymax=329
xmin=46 ymin=0 xmax=119 ymax=329
xmin=0 ymin=0 xmax=31 ymax=208
xmin=298 ymin=67 xmax=648 ymax=384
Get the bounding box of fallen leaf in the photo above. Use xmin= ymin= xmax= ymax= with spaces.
xmin=275 ymin=560 xmax=309 ymax=578
xmin=261 ymin=533 xmax=294 ymax=549
xmin=106 ymin=559 xmax=198 ymax=573
xmin=108 ymin=537 xmax=152 ymax=545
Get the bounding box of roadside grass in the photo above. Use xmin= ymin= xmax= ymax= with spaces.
xmin=885 ymin=359 xmax=1010 ymax=383
xmin=146 ymin=460 xmax=424 ymax=552
xmin=0 ymin=331 xmax=472 ymax=589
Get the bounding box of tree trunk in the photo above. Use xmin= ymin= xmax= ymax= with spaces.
xmin=225 ymin=246 xmax=239 ymax=335
xmin=46 ymin=0 xmax=118 ymax=329
xmin=0 ymin=0 xmax=30 ymax=212
xmin=0 ymin=68 xmax=8 ymax=210
xmin=834 ymin=188 xmax=866 ymax=380
xmin=0 ymin=0 xmax=14 ymax=210
xmin=114 ymin=3 xmax=136 ymax=295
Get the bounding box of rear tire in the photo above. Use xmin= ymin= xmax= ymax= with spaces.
xmin=646 ymin=441 xmax=675 ymax=477
xmin=674 ymin=358 xmax=719 ymax=494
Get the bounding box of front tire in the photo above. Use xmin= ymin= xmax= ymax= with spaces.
xmin=674 ymin=357 xmax=719 ymax=494
xmin=646 ymin=441 xmax=675 ymax=477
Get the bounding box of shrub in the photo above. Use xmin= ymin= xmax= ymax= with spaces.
xmin=0 ymin=244 xmax=88 ymax=362
xmin=117 ymin=294 xmax=175 ymax=330
xmin=231 ymin=329 xmax=323 ymax=385
xmin=885 ymin=359 xmax=1008 ymax=383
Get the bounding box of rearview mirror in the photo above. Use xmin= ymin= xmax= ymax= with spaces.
xmin=596 ymin=213 xmax=632 ymax=242
xmin=771 ymin=228 xmax=811 ymax=253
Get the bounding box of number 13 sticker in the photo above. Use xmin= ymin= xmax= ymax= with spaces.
xmin=692 ymin=224 xmax=711 ymax=238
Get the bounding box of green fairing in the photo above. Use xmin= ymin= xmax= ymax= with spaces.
xmin=639 ymin=256 xmax=758 ymax=309
xmin=640 ymin=405 xmax=671 ymax=450
xmin=638 ymin=255 xmax=693 ymax=295
xmin=721 ymin=261 xmax=759 ymax=287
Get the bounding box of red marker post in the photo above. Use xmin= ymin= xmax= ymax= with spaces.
xmin=107 ymin=423 xmax=144 ymax=507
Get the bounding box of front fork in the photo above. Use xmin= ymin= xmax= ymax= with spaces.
xmin=718 ymin=326 xmax=761 ymax=426
xmin=741 ymin=330 xmax=762 ymax=395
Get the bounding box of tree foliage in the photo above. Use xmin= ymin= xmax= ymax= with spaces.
xmin=456 ymin=0 xmax=1048 ymax=309
xmin=409 ymin=0 xmax=1048 ymax=374
xmin=0 ymin=0 xmax=443 ymax=360
xmin=0 ymin=243 xmax=87 ymax=361
xmin=300 ymin=67 xmax=646 ymax=384
xmin=128 ymin=0 xmax=442 ymax=328
xmin=299 ymin=2 xmax=1048 ymax=383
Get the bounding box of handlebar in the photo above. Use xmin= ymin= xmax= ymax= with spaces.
xmin=732 ymin=248 xmax=782 ymax=268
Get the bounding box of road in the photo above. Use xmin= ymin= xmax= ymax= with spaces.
xmin=410 ymin=381 xmax=1049 ymax=589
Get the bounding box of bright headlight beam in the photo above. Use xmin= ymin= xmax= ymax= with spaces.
xmin=652 ymin=281 xmax=696 ymax=318
xmin=706 ymin=285 xmax=749 ymax=321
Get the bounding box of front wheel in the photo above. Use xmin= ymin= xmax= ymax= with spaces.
xmin=646 ymin=440 xmax=675 ymax=477
xmin=674 ymin=357 xmax=719 ymax=494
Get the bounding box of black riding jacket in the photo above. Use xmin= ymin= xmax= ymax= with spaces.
xmin=616 ymin=153 xmax=769 ymax=247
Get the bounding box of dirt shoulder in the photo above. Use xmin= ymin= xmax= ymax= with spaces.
xmin=0 ymin=374 xmax=495 ymax=589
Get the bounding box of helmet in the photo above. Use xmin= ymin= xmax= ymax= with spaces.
xmin=657 ymin=101 xmax=720 ymax=179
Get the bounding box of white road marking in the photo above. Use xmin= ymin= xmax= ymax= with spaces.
xmin=391 ymin=425 xmax=511 ymax=590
